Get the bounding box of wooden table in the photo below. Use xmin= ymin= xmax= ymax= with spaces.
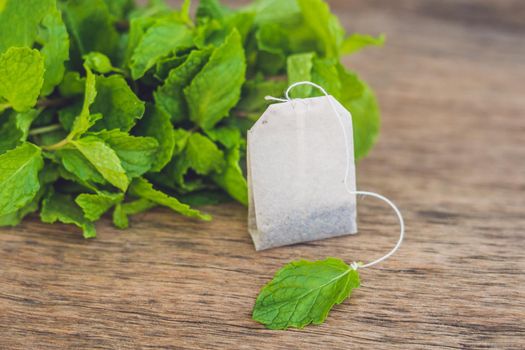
xmin=1 ymin=1 xmax=524 ymax=349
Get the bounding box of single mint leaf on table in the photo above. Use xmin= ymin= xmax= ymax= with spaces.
xmin=40 ymin=191 xmax=96 ymax=238
xmin=0 ymin=47 xmax=45 ymax=112
xmin=0 ymin=142 xmax=44 ymax=216
xmin=253 ymin=258 xmax=360 ymax=330
xmin=185 ymin=29 xmax=246 ymax=130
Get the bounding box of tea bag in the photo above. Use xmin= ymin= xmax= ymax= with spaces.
xmin=247 ymin=93 xmax=357 ymax=250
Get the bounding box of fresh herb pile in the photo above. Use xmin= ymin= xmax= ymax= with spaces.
xmin=0 ymin=0 xmax=383 ymax=238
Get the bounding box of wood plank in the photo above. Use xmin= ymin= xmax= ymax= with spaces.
xmin=1 ymin=1 xmax=524 ymax=348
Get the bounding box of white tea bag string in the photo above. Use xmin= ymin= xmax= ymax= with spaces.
xmin=265 ymin=81 xmax=405 ymax=270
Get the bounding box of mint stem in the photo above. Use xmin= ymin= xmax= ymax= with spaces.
xmin=28 ymin=124 xmax=62 ymax=136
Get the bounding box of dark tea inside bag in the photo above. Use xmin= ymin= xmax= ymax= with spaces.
xmin=247 ymin=95 xmax=357 ymax=250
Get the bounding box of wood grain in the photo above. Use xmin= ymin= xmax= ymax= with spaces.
xmin=1 ymin=1 xmax=524 ymax=349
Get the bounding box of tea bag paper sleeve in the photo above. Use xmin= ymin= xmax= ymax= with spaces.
xmin=247 ymin=95 xmax=357 ymax=250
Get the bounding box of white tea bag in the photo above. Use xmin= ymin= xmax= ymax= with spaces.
xmin=247 ymin=94 xmax=357 ymax=250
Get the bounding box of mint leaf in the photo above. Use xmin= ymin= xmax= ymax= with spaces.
xmin=130 ymin=20 xmax=193 ymax=79
xmin=112 ymin=198 xmax=155 ymax=229
xmin=70 ymin=136 xmax=129 ymax=191
xmin=0 ymin=109 xmax=39 ymax=154
xmin=39 ymin=6 xmax=70 ymax=96
xmin=129 ymin=177 xmax=211 ymax=221
xmin=135 ymin=105 xmax=175 ymax=172
xmin=0 ymin=47 xmax=44 ymax=112
xmin=91 ymin=75 xmax=145 ymax=132
xmin=341 ymin=33 xmax=385 ymax=55
xmin=0 ymin=142 xmax=44 ymax=216
xmin=75 ymin=191 xmax=123 ymax=221
xmin=56 ymin=147 xmax=106 ymax=188
xmin=185 ymin=29 xmax=246 ymax=130
xmin=212 ymin=145 xmax=247 ymax=205
xmin=286 ymin=53 xmax=315 ymax=97
xmin=61 ymin=0 xmax=119 ymax=62
xmin=0 ymin=0 xmax=52 ymax=51
xmin=154 ymin=49 xmax=211 ymax=122
xmin=69 ymin=66 xmax=98 ymax=139
xmin=337 ymin=65 xmax=380 ymax=160
xmin=164 ymin=132 xmax=224 ymax=192
xmin=41 ymin=190 xmax=96 ymax=238
xmin=253 ymin=258 xmax=360 ymax=329
xmin=93 ymin=129 xmax=159 ymax=178
xmin=296 ymin=0 xmax=344 ymax=58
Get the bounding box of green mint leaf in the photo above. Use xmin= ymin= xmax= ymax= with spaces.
xmin=70 ymin=136 xmax=129 ymax=191
xmin=286 ymin=52 xmax=315 ymax=97
xmin=129 ymin=177 xmax=211 ymax=221
xmin=0 ymin=47 xmax=44 ymax=112
xmin=112 ymin=198 xmax=156 ymax=229
xmin=341 ymin=33 xmax=385 ymax=55
xmin=0 ymin=109 xmax=39 ymax=154
xmin=40 ymin=190 xmax=96 ymax=238
xmin=91 ymin=75 xmax=145 ymax=132
xmin=0 ymin=163 xmax=58 ymax=227
xmin=92 ymin=129 xmax=159 ymax=178
xmin=163 ymin=132 xmax=224 ymax=192
xmin=154 ymin=48 xmax=211 ymax=122
xmin=69 ymin=66 xmax=98 ymax=139
xmin=56 ymin=147 xmax=106 ymax=188
xmin=61 ymin=0 xmax=119 ymax=63
xmin=0 ymin=0 xmax=52 ymax=51
xmin=337 ymin=65 xmax=380 ymax=160
xmin=75 ymin=191 xmax=124 ymax=221
xmin=184 ymin=133 xmax=224 ymax=175
xmin=212 ymin=144 xmax=247 ymax=205
xmin=236 ymin=78 xmax=288 ymax=114
xmin=253 ymin=258 xmax=360 ymax=330
xmin=296 ymin=0 xmax=344 ymax=58
xmin=135 ymin=104 xmax=175 ymax=172
xmin=0 ymin=142 xmax=44 ymax=216
xmin=130 ymin=20 xmax=193 ymax=79
xmin=185 ymin=29 xmax=246 ymax=130
xmin=205 ymin=126 xmax=241 ymax=149
xmin=38 ymin=5 xmax=70 ymax=96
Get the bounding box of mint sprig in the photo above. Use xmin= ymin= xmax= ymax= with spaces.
xmin=253 ymin=258 xmax=360 ymax=329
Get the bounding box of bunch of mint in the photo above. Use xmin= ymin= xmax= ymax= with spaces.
xmin=0 ymin=0 xmax=383 ymax=238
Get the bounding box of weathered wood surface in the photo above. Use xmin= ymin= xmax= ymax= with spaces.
xmin=1 ymin=0 xmax=524 ymax=349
